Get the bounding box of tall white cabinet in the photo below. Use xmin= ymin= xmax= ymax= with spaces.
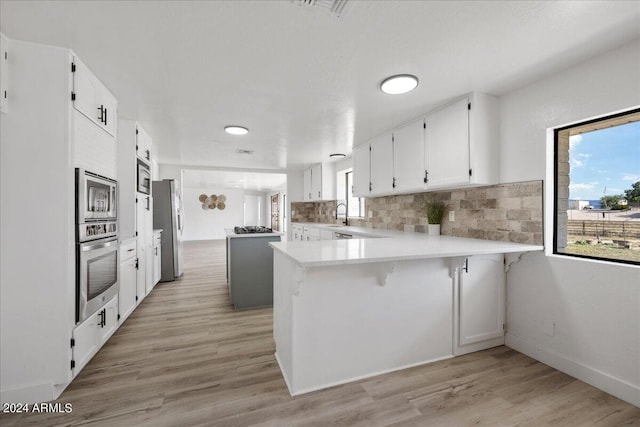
xmin=0 ymin=37 xmax=117 ymax=403
xmin=118 ymin=121 xmax=156 ymax=307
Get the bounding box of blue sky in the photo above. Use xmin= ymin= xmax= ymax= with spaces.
xmin=569 ymin=120 xmax=640 ymax=200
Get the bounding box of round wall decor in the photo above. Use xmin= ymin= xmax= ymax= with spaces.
xmin=217 ymin=202 xmax=226 ymax=210
xmin=198 ymin=194 xmax=208 ymax=203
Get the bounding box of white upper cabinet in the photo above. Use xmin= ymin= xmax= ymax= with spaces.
xmin=1 ymin=33 xmax=8 ymax=113
xmin=352 ymin=144 xmax=370 ymax=197
xmin=311 ymin=163 xmax=323 ymax=201
xmin=393 ymin=118 xmax=426 ymax=193
xmin=353 ymin=92 xmax=498 ymax=197
xmin=303 ymin=162 xmax=335 ymax=201
xmin=369 ymin=133 xmax=394 ymax=196
xmin=303 ymin=168 xmax=312 ymax=201
xmin=136 ymin=125 xmax=152 ymax=164
xmin=425 ymin=97 xmax=470 ymax=189
xmin=72 ymin=57 xmax=117 ymax=137
xmin=425 ymin=93 xmax=498 ymax=189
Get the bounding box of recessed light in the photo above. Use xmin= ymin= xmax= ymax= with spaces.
xmin=330 ymin=153 xmax=346 ymax=158
xmin=225 ymin=125 xmax=249 ymax=135
xmin=380 ymin=74 xmax=419 ymax=95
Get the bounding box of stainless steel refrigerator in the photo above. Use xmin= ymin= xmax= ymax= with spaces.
xmin=152 ymin=180 xmax=184 ymax=281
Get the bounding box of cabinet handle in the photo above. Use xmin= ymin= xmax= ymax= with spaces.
xmin=318 ymin=191 xmax=320 ymax=197
xmin=392 ymin=177 xmax=396 ymax=189
xmin=146 ymin=149 xmax=150 ymax=161
xmin=463 ymin=258 xmax=469 ymax=273
xmin=155 ymin=247 xmax=158 ymax=256
xmin=104 ymin=108 xmax=107 ymax=126
xmin=146 ymin=197 xmax=150 ymax=211
xmin=423 ymin=170 xmax=429 ymax=184
xmin=97 ymin=105 xmax=104 ymax=123
xmin=308 ymin=193 xmax=311 ymax=199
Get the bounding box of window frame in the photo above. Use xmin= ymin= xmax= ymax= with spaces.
xmin=553 ymin=107 xmax=640 ymax=266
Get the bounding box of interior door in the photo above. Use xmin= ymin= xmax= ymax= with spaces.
xmin=271 ymin=193 xmax=280 ymax=231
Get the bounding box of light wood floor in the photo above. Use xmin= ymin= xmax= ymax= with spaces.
xmin=3 ymin=240 xmax=639 ymax=426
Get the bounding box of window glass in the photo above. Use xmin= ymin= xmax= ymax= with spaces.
xmin=554 ymin=109 xmax=640 ymax=264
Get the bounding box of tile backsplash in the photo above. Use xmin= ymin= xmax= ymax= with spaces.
xmin=291 ymin=180 xmax=543 ymax=245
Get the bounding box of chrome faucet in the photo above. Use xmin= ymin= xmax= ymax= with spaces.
xmin=336 ymin=202 xmax=348 ymax=226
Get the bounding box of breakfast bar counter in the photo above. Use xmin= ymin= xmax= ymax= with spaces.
xmin=269 ymin=227 xmax=542 ymax=396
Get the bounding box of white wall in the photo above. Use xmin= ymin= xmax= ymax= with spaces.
xmin=500 ymin=38 xmax=640 ymax=406
xmin=182 ymin=187 xmax=242 ymax=240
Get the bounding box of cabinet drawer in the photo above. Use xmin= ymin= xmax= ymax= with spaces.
xmin=120 ymin=239 xmax=137 ymax=262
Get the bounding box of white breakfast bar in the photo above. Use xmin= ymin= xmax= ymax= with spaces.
xmin=269 ymin=225 xmax=542 ymax=396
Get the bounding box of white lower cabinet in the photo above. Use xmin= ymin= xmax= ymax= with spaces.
xmin=153 ymin=232 xmax=162 ymax=285
xmin=119 ymin=239 xmax=137 ymax=323
xmin=72 ymin=295 xmax=119 ymax=375
xmin=454 ymin=253 xmax=505 ymax=356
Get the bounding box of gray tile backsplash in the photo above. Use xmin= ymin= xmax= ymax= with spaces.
xmin=291 ymin=180 xmax=543 ymax=245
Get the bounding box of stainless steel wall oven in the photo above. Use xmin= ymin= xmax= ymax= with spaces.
xmin=75 ymin=168 xmax=119 ymax=323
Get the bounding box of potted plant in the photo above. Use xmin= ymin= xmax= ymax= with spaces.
xmin=425 ymin=201 xmax=447 ymax=236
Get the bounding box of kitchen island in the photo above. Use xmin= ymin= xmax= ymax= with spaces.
xmin=225 ymin=228 xmax=283 ymax=309
xmin=269 ymin=228 xmax=542 ymax=396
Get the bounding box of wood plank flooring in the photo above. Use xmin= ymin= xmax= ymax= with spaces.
xmin=2 ymin=239 xmax=639 ymax=426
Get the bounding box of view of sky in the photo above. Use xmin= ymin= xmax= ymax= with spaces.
xmin=569 ymin=120 xmax=640 ymax=201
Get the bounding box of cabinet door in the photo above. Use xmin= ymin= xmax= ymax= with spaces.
xmin=100 ymin=296 xmax=119 ymax=342
xmin=369 ymin=134 xmax=394 ymax=195
xmin=72 ymin=309 xmax=101 ymax=374
xmin=72 ymin=57 xmax=117 ymax=137
xmin=119 ymin=257 xmax=137 ymax=322
xmin=154 ymin=240 xmax=162 ymax=285
xmin=352 ymin=144 xmax=370 ymax=197
xmin=1 ymin=34 xmax=8 ymax=113
xmin=311 ymin=164 xmax=322 ymax=200
xmin=136 ymin=124 xmax=152 ymax=163
xmin=303 ymin=168 xmax=312 ymax=201
xmin=136 ymin=246 xmax=146 ymax=301
xmin=459 ymin=254 xmax=505 ymax=346
xmin=425 ymin=97 xmax=470 ymax=189
xmin=393 ymin=119 xmax=426 ymax=193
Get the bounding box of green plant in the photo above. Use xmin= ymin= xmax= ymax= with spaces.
xmin=425 ymin=201 xmax=447 ymax=224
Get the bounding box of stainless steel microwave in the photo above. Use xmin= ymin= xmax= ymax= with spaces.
xmin=76 ymin=169 xmax=117 ymax=222
xmin=137 ymin=161 xmax=151 ymax=195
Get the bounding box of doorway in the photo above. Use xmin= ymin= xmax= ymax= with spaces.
xmin=271 ymin=193 xmax=280 ymax=231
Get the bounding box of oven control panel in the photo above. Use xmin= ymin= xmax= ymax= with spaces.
xmin=78 ymin=221 xmax=118 ymax=242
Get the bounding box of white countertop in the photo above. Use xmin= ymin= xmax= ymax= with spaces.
xmin=225 ymin=228 xmax=284 ymax=239
xmin=270 ymin=223 xmax=543 ymax=267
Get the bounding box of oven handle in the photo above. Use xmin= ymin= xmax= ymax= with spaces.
xmin=81 ymin=237 xmax=118 ymax=252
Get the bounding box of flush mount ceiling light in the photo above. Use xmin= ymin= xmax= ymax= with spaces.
xmin=380 ymin=74 xmax=419 ymax=95
xmin=224 ymin=125 xmax=249 ymax=135
xmin=330 ymin=153 xmax=346 ymax=158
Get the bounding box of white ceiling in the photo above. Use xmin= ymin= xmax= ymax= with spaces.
xmin=1 ymin=1 xmax=639 ymax=174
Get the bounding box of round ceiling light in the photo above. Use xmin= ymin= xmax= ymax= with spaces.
xmin=224 ymin=125 xmax=249 ymax=135
xmin=380 ymin=74 xmax=419 ymax=95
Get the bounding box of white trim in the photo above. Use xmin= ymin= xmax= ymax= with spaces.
xmin=0 ymin=382 xmax=58 ymax=405
xmin=506 ymin=333 xmax=640 ymax=408
xmin=274 ymin=352 xmax=293 ymax=396
xmin=286 ymin=355 xmax=453 ymax=396
xmin=545 ymin=253 xmax=640 ymax=269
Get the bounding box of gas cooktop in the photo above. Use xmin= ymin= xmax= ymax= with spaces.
xmin=234 ymin=226 xmax=273 ymax=234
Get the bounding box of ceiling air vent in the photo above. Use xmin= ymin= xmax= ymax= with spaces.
xmin=291 ymin=0 xmax=353 ymax=18
xmin=236 ymin=149 xmax=254 ymax=155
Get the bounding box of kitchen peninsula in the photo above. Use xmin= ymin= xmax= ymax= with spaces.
xmin=270 ymin=227 xmax=542 ymax=396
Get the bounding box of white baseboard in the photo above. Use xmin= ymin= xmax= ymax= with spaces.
xmin=506 ymin=333 xmax=639 ymax=408
xmin=0 ymin=383 xmax=55 ymax=405
xmin=280 ymin=354 xmax=454 ymax=397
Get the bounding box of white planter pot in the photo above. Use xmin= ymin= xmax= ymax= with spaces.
xmin=427 ymin=224 xmax=441 ymax=236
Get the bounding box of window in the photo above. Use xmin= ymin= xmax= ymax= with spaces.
xmin=337 ymin=169 xmax=365 ymax=219
xmin=554 ymin=108 xmax=640 ymax=265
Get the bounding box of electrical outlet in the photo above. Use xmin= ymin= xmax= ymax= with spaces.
xmin=449 ymin=211 xmax=455 ymax=222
